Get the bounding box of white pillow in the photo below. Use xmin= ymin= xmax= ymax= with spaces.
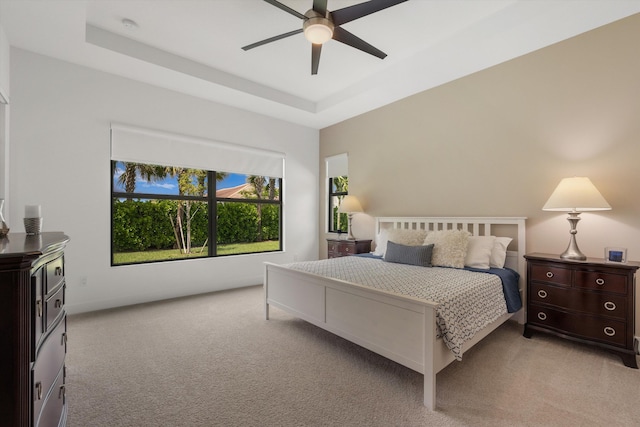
xmin=464 ymin=236 xmax=496 ymax=269
xmin=373 ymin=228 xmax=428 ymax=256
xmin=372 ymin=229 xmax=389 ymax=256
xmin=423 ymin=229 xmax=471 ymax=269
xmin=490 ymin=237 xmax=513 ymax=268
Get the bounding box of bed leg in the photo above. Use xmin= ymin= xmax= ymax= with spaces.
xmin=423 ymin=306 xmax=437 ymax=410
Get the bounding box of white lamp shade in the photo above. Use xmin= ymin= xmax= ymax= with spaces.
xmin=542 ymin=177 xmax=611 ymax=212
xmin=338 ymin=195 xmax=363 ymax=213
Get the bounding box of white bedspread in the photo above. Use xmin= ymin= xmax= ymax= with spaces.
xmin=284 ymin=256 xmax=508 ymax=360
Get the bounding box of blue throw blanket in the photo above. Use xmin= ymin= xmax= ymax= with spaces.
xmin=464 ymin=267 xmax=522 ymax=313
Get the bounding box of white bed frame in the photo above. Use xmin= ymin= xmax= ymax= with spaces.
xmin=264 ymin=217 xmax=526 ymax=410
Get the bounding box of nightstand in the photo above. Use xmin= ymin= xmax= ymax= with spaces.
xmin=523 ymin=253 xmax=639 ymax=368
xmin=327 ymin=238 xmax=372 ymax=258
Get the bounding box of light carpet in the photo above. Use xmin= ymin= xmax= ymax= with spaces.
xmin=66 ymin=285 xmax=640 ymax=426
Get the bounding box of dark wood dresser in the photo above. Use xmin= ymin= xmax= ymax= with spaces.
xmin=523 ymin=253 xmax=639 ymax=368
xmin=0 ymin=232 xmax=70 ymax=426
xmin=327 ymin=238 xmax=371 ymax=258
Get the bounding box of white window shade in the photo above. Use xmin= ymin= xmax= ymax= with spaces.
xmin=111 ymin=123 xmax=285 ymax=178
xmin=326 ymin=153 xmax=348 ymax=178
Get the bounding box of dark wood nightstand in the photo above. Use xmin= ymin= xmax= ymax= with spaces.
xmin=523 ymin=253 xmax=639 ymax=368
xmin=327 ymin=238 xmax=372 ymax=258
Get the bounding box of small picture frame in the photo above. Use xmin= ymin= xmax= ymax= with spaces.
xmin=605 ymin=247 xmax=627 ymax=263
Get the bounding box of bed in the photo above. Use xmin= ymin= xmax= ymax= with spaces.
xmin=264 ymin=217 xmax=526 ymax=409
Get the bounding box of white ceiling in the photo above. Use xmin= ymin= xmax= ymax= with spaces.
xmin=2 ymin=0 xmax=640 ymax=129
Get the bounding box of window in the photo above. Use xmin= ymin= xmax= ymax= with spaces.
xmin=110 ymin=124 xmax=284 ymax=266
xmin=326 ymin=153 xmax=348 ymax=233
xmin=111 ymin=162 xmax=282 ymax=265
xmin=328 ymin=176 xmax=348 ymax=233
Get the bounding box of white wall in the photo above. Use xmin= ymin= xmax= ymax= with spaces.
xmin=9 ymin=48 xmax=319 ymax=314
xmin=0 ymin=24 xmax=9 ymax=213
xmin=0 ymin=24 xmax=9 ymax=102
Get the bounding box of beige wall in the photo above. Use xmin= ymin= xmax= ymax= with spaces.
xmin=319 ymin=14 xmax=640 ymax=331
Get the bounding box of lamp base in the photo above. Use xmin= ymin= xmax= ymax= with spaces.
xmin=560 ymin=246 xmax=587 ymax=261
xmin=559 ymin=212 xmax=586 ymax=260
xmin=347 ymin=213 xmax=356 ymax=240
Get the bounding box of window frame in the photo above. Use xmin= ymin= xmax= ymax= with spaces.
xmin=327 ymin=176 xmax=348 ymax=233
xmin=111 ymin=162 xmax=283 ymax=266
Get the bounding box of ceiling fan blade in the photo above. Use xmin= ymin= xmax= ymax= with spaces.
xmin=312 ymin=0 xmax=328 ymax=16
xmin=242 ymin=29 xmax=303 ymax=51
xmin=311 ymin=43 xmax=322 ymax=75
xmin=331 ymin=0 xmax=408 ymax=26
xmin=263 ymin=0 xmax=307 ymax=20
xmin=332 ymin=27 xmax=386 ymax=59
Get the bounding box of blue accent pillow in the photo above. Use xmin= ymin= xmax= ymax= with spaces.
xmin=384 ymin=241 xmax=434 ymax=267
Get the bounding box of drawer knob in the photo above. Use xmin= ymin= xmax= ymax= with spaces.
xmin=55 ymin=266 xmax=63 ymax=276
xmin=55 ymin=299 xmax=62 ymax=308
xmin=604 ymin=301 xmax=617 ymax=311
xmin=59 ymin=385 xmax=66 ymax=401
xmin=546 ymin=272 xmax=554 ymax=278
xmin=603 ymin=327 xmax=616 ymax=337
xmin=35 ymin=382 xmax=43 ymax=400
xmin=595 ymin=278 xmax=605 ymax=286
xmin=36 ymin=299 xmax=42 ymax=318
xmin=61 ymin=332 xmax=67 ymax=345
xmin=537 ymin=312 xmax=547 ymax=321
xmin=537 ymin=290 xmax=548 ymax=298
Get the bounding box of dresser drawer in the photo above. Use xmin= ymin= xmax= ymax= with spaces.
xmin=328 ymin=241 xmax=340 ymax=253
xmin=33 ymin=316 xmax=67 ymax=418
xmin=530 ymin=283 xmax=627 ymax=320
xmin=530 ymin=263 xmax=571 ymax=286
xmin=46 ymin=284 xmax=65 ymax=331
xmin=33 ymin=267 xmax=45 ymax=356
xmin=529 ymin=304 xmax=627 ymax=347
xmin=46 ymin=255 xmax=65 ymax=294
xmin=35 ymin=366 xmax=66 ymax=427
xmin=338 ymin=243 xmax=355 ymax=256
xmin=573 ymin=270 xmax=627 ymax=295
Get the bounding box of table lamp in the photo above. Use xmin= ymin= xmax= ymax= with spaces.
xmin=542 ymin=177 xmax=611 ymax=260
xmin=338 ymin=195 xmax=363 ymax=240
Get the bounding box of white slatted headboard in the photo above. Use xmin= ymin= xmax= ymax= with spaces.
xmin=376 ymin=217 xmax=527 ymax=322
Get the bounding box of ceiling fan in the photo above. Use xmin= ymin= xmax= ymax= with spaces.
xmin=242 ymin=0 xmax=408 ymax=75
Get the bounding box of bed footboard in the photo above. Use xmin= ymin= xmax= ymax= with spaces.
xmin=264 ymin=262 xmax=440 ymax=409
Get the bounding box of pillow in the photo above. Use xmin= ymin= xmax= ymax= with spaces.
xmin=384 ymin=241 xmax=434 ymax=267
xmin=372 ymin=229 xmax=389 ymax=256
xmin=423 ymin=229 xmax=471 ymax=269
xmin=464 ymin=236 xmax=496 ymax=269
xmin=373 ymin=228 xmax=428 ymax=256
xmin=490 ymin=237 xmax=513 ymax=268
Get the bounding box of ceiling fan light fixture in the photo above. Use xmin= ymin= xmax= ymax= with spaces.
xmin=303 ymin=15 xmax=334 ymax=44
